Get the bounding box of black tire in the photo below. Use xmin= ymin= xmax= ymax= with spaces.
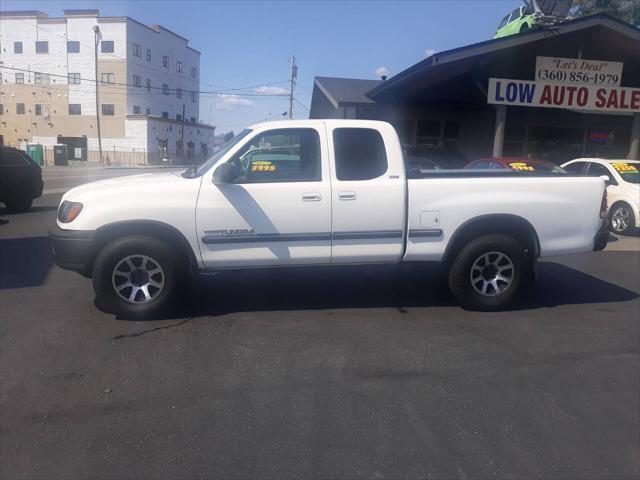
xmin=4 ymin=197 xmax=33 ymax=214
xmin=448 ymin=234 xmax=530 ymax=311
xmin=92 ymin=235 xmax=185 ymax=319
xmin=609 ymin=202 xmax=635 ymax=236
xmin=520 ymin=24 xmax=530 ymax=34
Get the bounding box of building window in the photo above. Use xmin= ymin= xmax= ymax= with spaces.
xmin=162 ymin=83 xmax=169 ymax=95
xmin=133 ymin=75 xmax=141 ymax=88
xmin=162 ymin=55 xmax=169 ymax=68
xmin=162 ymin=111 xmax=169 ymax=119
xmin=67 ymin=41 xmax=80 ymax=53
xmin=14 ymin=41 xmax=23 ymax=53
xmin=35 ymin=104 xmax=42 ymax=116
xmin=443 ymin=121 xmax=459 ymax=148
xmin=146 ymin=108 xmax=151 ymax=115
xmin=146 ymin=48 xmax=151 ymax=62
xmin=69 ymin=104 xmax=81 ymax=115
xmin=102 ymin=104 xmax=115 ymax=116
xmin=34 ymin=72 xmax=42 ymax=84
xmin=176 ymin=114 xmax=182 ymax=121
xmin=133 ymin=105 xmax=141 ymax=114
xmin=101 ymin=41 xmax=114 ymax=53
xmin=15 ymin=73 xmax=24 ymax=84
xmin=191 ymin=91 xmax=196 ymax=103
xmin=191 ymin=117 xmax=196 ymax=123
xmin=133 ymin=43 xmax=141 ymax=57
xmin=416 ymin=121 xmax=441 ymax=146
xmin=101 ymin=73 xmax=115 ymax=84
xmin=191 ymin=67 xmax=197 ymax=78
xmin=176 ymin=61 xmax=183 ymax=73
xmin=176 ymin=88 xmax=182 ymax=99
xmin=68 ymin=72 xmax=81 ymax=85
xmin=35 ymin=41 xmax=49 ymax=53
xmin=0 ymin=104 xmax=3 ymax=115
xmin=146 ymin=78 xmax=151 ymax=91
xmin=16 ymin=103 xmax=25 ymax=115
xmin=176 ymin=140 xmax=183 ymax=156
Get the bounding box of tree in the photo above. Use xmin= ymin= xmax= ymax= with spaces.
xmin=571 ymin=0 xmax=640 ymax=26
xmin=224 ymin=131 xmax=235 ymax=143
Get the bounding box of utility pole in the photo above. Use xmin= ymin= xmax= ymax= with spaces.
xmin=93 ymin=25 xmax=103 ymax=164
xmin=180 ymin=103 xmax=186 ymax=162
xmin=288 ymin=55 xmax=297 ymax=120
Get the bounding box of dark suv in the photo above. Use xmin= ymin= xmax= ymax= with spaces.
xmin=0 ymin=147 xmax=44 ymax=213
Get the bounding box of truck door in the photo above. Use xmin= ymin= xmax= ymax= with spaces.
xmin=196 ymin=126 xmax=332 ymax=267
xmin=328 ymin=123 xmax=406 ymax=263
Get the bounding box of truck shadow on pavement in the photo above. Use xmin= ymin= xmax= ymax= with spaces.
xmin=136 ymin=260 xmax=639 ymax=321
xmin=0 ymin=236 xmax=53 ymax=289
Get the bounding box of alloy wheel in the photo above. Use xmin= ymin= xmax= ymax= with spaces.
xmin=611 ymin=206 xmax=630 ymax=232
xmin=112 ymin=255 xmax=165 ymax=304
xmin=470 ymin=251 xmax=515 ymax=296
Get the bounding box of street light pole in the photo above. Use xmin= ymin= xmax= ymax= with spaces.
xmin=93 ymin=25 xmax=103 ymax=164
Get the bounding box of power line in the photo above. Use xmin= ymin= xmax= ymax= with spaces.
xmin=292 ymin=97 xmax=310 ymax=112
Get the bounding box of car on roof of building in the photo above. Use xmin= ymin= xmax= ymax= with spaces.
xmin=494 ymin=0 xmax=573 ymax=39
xmin=562 ymin=158 xmax=640 ymax=235
xmin=465 ymin=157 xmax=567 ymax=173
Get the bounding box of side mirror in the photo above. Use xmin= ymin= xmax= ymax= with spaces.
xmin=213 ymin=162 xmax=235 ymax=184
xmin=600 ymin=174 xmax=612 ymax=185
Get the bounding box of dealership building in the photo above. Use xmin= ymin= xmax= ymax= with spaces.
xmin=310 ymin=14 xmax=640 ymax=164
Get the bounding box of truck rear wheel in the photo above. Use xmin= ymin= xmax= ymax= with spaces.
xmin=92 ymin=235 xmax=184 ymax=319
xmin=448 ymin=234 xmax=530 ymax=311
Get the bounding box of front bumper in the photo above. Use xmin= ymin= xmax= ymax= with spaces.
xmin=49 ymin=226 xmax=97 ymax=275
xmin=593 ymin=218 xmax=609 ymax=252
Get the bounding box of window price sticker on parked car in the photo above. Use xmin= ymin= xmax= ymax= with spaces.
xmin=536 ymin=56 xmax=623 ymax=86
xmin=611 ymin=162 xmax=638 ymax=173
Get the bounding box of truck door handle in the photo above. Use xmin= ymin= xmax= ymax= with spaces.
xmin=302 ymin=192 xmax=321 ymax=202
xmin=339 ymin=191 xmax=357 ymax=201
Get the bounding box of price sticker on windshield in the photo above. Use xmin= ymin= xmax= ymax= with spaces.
xmin=509 ymin=162 xmax=534 ymax=172
xmin=251 ymin=161 xmax=276 ymax=172
xmin=611 ymin=162 xmax=638 ymax=173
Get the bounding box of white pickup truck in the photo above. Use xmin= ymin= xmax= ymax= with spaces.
xmin=50 ymin=120 xmax=609 ymax=318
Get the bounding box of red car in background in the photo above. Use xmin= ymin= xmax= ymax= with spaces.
xmin=465 ymin=157 xmax=567 ymax=173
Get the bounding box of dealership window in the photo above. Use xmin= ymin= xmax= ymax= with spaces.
xmin=68 ymin=104 xmax=81 ymax=115
xmin=67 ymin=41 xmax=80 ymax=53
xmin=176 ymin=87 xmax=182 ymax=99
xmin=68 ymin=72 xmax=81 ymax=85
xmin=146 ymin=78 xmax=151 ymax=91
xmin=102 ymin=104 xmax=115 ymax=116
xmin=526 ymin=126 xmax=584 ymax=163
xmin=443 ymin=121 xmax=459 ymax=148
xmin=416 ymin=121 xmax=441 ymax=146
xmin=191 ymin=67 xmax=197 ymax=78
xmin=162 ymin=55 xmax=169 ymax=67
xmin=14 ymin=41 xmax=23 ymax=53
xmin=504 ymin=124 xmax=526 ymax=157
xmin=334 ymin=128 xmax=387 ymax=181
xmin=133 ymin=43 xmax=141 ymax=57
xmin=162 ymin=83 xmax=169 ymax=95
xmin=584 ymin=127 xmax=631 ymax=159
xmin=191 ymin=91 xmax=196 ymax=103
xmin=16 ymin=103 xmax=25 ymax=114
xmin=176 ymin=61 xmax=183 ymax=73
xmin=146 ymin=48 xmax=151 ymax=62
xmin=101 ymin=41 xmax=114 ymax=53
xmin=35 ymin=41 xmax=48 ymax=53
xmin=101 ymin=73 xmax=115 ymax=84
xmin=133 ymin=74 xmax=141 ymax=87
xmin=15 ymin=73 xmax=24 ymax=84
xmin=133 ymin=105 xmax=141 ymax=114
xmin=35 ymin=104 xmax=42 ymax=116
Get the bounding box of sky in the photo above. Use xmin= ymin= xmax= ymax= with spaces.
xmin=1 ymin=0 xmax=522 ymax=132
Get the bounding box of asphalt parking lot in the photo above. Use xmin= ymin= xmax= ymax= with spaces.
xmin=1 ymin=167 xmax=639 ymax=479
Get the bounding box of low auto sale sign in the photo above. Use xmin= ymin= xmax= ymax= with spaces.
xmin=488 ymin=78 xmax=640 ymax=114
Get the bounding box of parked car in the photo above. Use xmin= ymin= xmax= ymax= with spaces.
xmin=404 ymin=145 xmax=467 ymax=177
xmin=562 ymin=158 xmax=640 ymax=235
xmin=0 ymin=146 xmax=44 ymax=213
xmin=465 ymin=157 xmax=567 ymax=173
xmin=494 ymin=0 xmax=572 ymax=39
xmin=50 ymin=120 xmax=607 ymax=318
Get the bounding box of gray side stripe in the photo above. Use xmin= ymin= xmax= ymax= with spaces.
xmin=202 ymin=230 xmax=404 ymax=244
xmin=332 ymin=230 xmax=403 ymax=240
xmin=409 ymin=229 xmax=443 ymax=238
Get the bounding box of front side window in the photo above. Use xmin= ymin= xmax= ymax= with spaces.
xmin=14 ymin=41 xmax=23 ymax=53
xmin=498 ymin=13 xmax=511 ymax=29
xmin=68 ymin=72 xmax=81 ymax=85
xmin=101 ymin=73 xmax=115 ymax=84
xmin=333 ymin=128 xmax=388 ymax=181
xmin=35 ymin=41 xmax=48 ymax=53
xmin=102 ymin=104 xmax=115 ymax=115
xmin=586 ymin=162 xmax=611 ymax=178
xmin=67 ymin=41 xmax=80 ymax=53
xmin=16 ymin=103 xmax=25 ymax=114
xmin=133 ymin=43 xmax=141 ymax=57
xmin=15 ymin=73 xmax=24 ymax=84
xmin=228 ymin=128 xmax=321 ymax=183
xmin=101 ymin=41 xmax=114 ymax=53
xmin=69 ymin=104 xmax=81 ymax=115
xmin=563 ymin=162 xmax=587 ymax=174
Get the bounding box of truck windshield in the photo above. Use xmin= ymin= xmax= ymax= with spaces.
xmin=185 ymin=129 xmax=253 ymax=178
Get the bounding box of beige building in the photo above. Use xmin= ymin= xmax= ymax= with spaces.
xmin=0 ymin=9 xmax=215 ymax=164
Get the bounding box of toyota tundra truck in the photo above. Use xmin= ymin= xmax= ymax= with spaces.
xmin=50 ymin=120 xmax=608 ymax=318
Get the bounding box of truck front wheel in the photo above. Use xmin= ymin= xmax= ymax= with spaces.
xmin=448 ymin=234 xmax=530 ymax=311
xmin=92 ymin=235 xmax=184 ymax=319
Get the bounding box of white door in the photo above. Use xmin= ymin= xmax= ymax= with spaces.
xmin=196 ymin=126 xmax=331 ymax=268
xmin=328 ymin=124 xmax=406 ymax=263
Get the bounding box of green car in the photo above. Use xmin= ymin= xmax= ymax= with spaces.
xmin=494 ymin=0 xmax=572 ymax=39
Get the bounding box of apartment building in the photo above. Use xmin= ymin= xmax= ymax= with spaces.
xmin=0 ymin=9 xmax=215 ymax=164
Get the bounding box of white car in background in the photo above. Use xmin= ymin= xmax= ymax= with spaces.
xmin=562 ymin=158 xmax=640 ymax=235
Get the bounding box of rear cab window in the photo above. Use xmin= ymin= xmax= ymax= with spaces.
xmin=333 ymin=128 xmax=388 ymax=181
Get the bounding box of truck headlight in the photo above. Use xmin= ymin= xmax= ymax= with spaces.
xmin=57 ymin=201 xmax=83 ymax=223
